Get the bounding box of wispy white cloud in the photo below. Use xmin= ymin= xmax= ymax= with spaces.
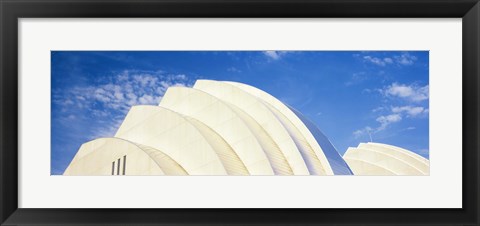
xmin=353 ymin=113 xmax=403 ymax=139
xmin=263 ymin=51 xmax=290 ymax=60
xmin=89 ymin=117 xmax=125 ymax=139
xmin=345 ymin=72 xmax=367 ymax=86
xmin=391 ymin=105 xmax=428 ymax=117
xmin=353 ymin=126 xmax=373 ymax=139
xmin=227 ymin=67 xmax=242 ymax=73
xmin=138 ymin=94 xmax=161 ymax=105
xmin=376 ymin=114 xmax=402 ymax=131
xmin=353 ymin=104 xmax=427 ymax=139
xmin=54 ymin=70 xmax=194 ymax=116
xmin=53 ymin=70 xmax=196 ymax=139
xmin=383 ymin=83 xmax=429 ymax=102
xmin=363 ymin=56 xmax=393 ymax=66
xmin=359 ymin=52 xmax=418 ymax=66
xmin=371 ymin=106 xmax=385 ymax=113
xmin=353 ymin=82 xmax=428 ymax=139
xmin=395 ymin=52 xmax=418 ymax=65
xmin=383 ymin=58 xmax=393 ymax=64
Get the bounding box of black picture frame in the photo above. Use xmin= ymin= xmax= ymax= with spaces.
xmin=1 ymin=0 xmax=479 ymax=225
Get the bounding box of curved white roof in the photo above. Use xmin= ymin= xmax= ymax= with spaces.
xmin=64 ymin=137 xmax=170 ymax=175
xmin=114 ymin=105 xmax=228 ymax=175
xmin=193 ymin=80 xmax=309 ymax=175
xmin=160 ymin=87 xmax=272 ymax=175
xmin=64 ymin=80 xmax=423 ymax=176
xmin=225 ymin=81 xmax=353 ymax=175
xmin=343 ymin=142 xmax=429 ymax=175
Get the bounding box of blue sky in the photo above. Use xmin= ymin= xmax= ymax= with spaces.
xmin=51 ymin=51 xmax=429 ymax=175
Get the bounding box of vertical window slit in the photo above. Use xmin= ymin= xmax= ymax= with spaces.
xmin=123 ymin=155 xmax=126 ymax=175
xmin=112 ymin=161 xmax=115 ymax=175
xmin=117 ymin=158 xmax=120 ymax=175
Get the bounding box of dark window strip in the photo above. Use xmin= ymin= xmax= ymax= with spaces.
xmin=123 ymin=155 xmax=126 ymax=175
xmin=112 ymin=161 xmax=115 ymax=175
xmin=117 ymin=158 xmax=120 ymax=175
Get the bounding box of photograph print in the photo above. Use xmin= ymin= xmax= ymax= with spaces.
xmin=52 ymin=51 xmax=429 ymax=176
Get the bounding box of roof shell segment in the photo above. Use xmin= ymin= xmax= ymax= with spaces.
xmin=366 ymin=143 xmax=429 ymax=165
xmin=160 ymin=87 xmax=277 ymax=175
xmin=225 ymin=81 xmax=352 ymax=175
xmin=184 ymin=116 xmax=250 ymax=175
xmin=193 ymin=80 xmax=309 ymax=175
xmin=259 ymin=101 xmax=325 ymax=175
xmin=358 ymin=143 xmax=429 ymax=174
xmin=343 ymin=142 xmax=429 ymax=175
xmin=114 ymin=105 xmax=228 ymax=175
xmin=134 ymin=142 xmax=188 ymax=175
xmin=288 ymin=106 xmax=353 ymax=175
xmin=63 ymin=137 xmax=165 ymax=175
